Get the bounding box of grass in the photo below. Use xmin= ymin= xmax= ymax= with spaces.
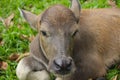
xmin=0 ymin=0 xmax=120 ymax=80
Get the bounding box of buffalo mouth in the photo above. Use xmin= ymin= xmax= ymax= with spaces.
xmin=48 ymin=57 xmax=76 ymax=77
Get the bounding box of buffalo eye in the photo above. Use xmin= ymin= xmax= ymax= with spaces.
xmin=40 ymin=30 xmax=48 ymax=37
xmin=71 ymin=30 xmax=78 ymax=37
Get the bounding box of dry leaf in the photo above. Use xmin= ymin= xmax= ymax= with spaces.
xmin=29 ymin=36 xmax=35 ymax=42
xmin=17 ymin=24 xmax=23 ymax=29
xmin=108 ymin=0 xmax=117 ymax=8
xmin=0 ymin=17 xmax=3 ymax=22
xmin=3 ymin=13 xmax=14 ymax=27
xmin=20 ymin=35 xmax=28 ymax=40
xmin=112 ymin=75 xmax=118 ymax=80
xmin=118 ymin=65 xmax=120 ymax=69
xmin=0 ymin=41 xmax=4 ymax=46
xmin=8 ymin=53 xmax=20 ymax=61
xmin=20 ymin=35 xmax=35 ymax=42
xmin=0 ymin=61 xmax=8 ymax=70
xmin=16 ymin=52 xmax=29 ymax=62
xmin=29 ymin=4 xmax=33 ymax=8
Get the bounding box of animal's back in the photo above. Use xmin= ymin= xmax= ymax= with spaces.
xmin=79 ymin=8 xmax=120 ymax=67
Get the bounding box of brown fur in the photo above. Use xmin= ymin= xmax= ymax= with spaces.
xmin=72 ymin=8 xmax=120 ymax=79
xmin=32 ymin=7 xmax=120 ymax=80
xmin=17 ymin=0 xmax=120 ymax=80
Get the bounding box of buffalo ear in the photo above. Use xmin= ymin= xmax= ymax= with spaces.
xmin=18 ymin=8 xmax=38 ymax=30
xmin=70 ymin=0 xmax=81 ymax=22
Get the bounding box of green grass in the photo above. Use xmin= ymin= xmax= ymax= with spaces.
xmin=0 ymin=0 xmax=120 ymax=80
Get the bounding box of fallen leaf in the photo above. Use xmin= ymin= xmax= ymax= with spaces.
xmin=29 ymin=36 xmax=35 ymax=42
xmin=20 ymin=34 xmax=28 ymax=40
xmin=112 ymin=75 xmax=118 ymax=80
xmin=17 ymin=24 xmax=23 ymax=29
xmin=8 ymin=53 xmax=20 ymax=61
xmin=3 ymin=13 xmax=14 ymax=27
xmin=0 ymin=17 xmax=3 ymax=22
xmin=20 ymin=35 xmax=35 ymax=42
xmin=0 ymin=61 xmax=8 ymax=70
xmin=0 ymin=41 xmax=4 ymax=46
xmin=16 ymin=52 xmax=29 ymax=62
xmin=118 ymin=65 xmax=120 ymax=69
xmin=29 ymin=4 xmax=33 ymax=8
xmin=108 ymin=0 xmax=117 ymax=8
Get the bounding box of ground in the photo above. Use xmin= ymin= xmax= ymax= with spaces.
xmin=0 ymin=0 xmax=120 ymax=80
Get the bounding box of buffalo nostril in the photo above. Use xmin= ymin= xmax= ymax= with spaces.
xmin=66 ymin=60 xmax=72 ymax=70
xmin=53 ymin=60 xmax=61 ymax=71
xmin=53 ymin=58 xmax=72 ymax=73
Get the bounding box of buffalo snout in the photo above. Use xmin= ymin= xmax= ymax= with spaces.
xmin=49 ymin=56 xmax=75 ymax=76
